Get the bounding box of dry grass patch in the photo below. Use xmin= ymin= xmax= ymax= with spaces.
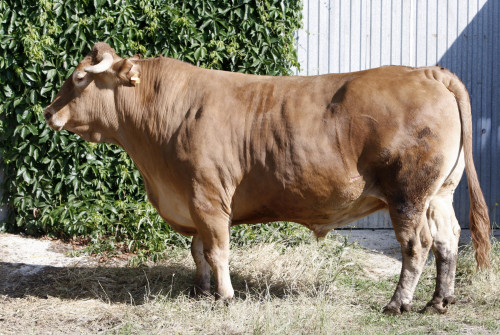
xmin=1 ymin=233 xmax=499 ymax=334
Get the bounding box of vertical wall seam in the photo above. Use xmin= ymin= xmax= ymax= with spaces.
xmin=349 ymin=0 xmax=352 ymax=71
xmin=339 ymin=0 xmax=342 ymax=72
xmin=317 ymin=0 xmax=320 ymax=74
xmin=400 ymin=0 xmax=403 ymax=64
xmin=360 ymin=0 xmax=363 ymax=70
xmin=379 ymin=0 xmax=383 ymax=66
xmin=306 ymin=0 xmax=310 ymax=75
xmin=390 ymin=0 xmax=393 ymax=64
xmin=369 ymin=0 xmax=372 ymax=68
xmin=328 ymin=0 xmax=331 ymax=73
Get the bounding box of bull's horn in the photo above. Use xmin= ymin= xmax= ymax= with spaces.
xmin=84 ymin=52 xmax=114 ymax=73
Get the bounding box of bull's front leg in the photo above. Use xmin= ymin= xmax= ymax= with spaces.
xmin=191 ymin=235 xmax=211 ymax=295
xmin=384 ymin=209 xmax=432 ymax=315
xmin=190 ymin=199 xmax=234 ymax=300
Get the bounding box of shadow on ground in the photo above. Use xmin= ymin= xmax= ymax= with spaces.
xmin=0 ymin=262 xmax=197 ymax=304
xmin=0 ymin=259 xmax=323 ymax=304
xmin=3 ymin=229 xmax=497 ymax=305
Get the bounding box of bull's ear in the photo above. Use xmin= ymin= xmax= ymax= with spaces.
xmin=113 ymin=58 xmax=141 ymax=87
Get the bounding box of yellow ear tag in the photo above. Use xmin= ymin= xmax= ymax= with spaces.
xmin=130 ymin=72 xmax=140 ymax=85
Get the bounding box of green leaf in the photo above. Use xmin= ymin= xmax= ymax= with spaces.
xmin=24 ymin=72 xmax=36 ymax=82
xmin=46 ymin=69 xmax=57 ymax=80
xmin=41 ymin=84 xmax=53 ymax=96
xmin=194 ymin=46 xmax=206 ymax=60
xmin=65 ymin=23 xmax=78 ymax=35
xmin=4 ymin=85 xmax=13 ymax=97
xmin=28 ymin=124 xmax=39 ymax=135
xmin=54 ymin=182 xmax=62 ymax=194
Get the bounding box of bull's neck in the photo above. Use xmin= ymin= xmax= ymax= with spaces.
xmin=113 ymin=57 xmax=201 ymax=161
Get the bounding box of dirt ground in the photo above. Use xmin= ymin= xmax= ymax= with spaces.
xmin=1 ymin=229 xmax=496 ymax=299
xmin=2 ymin=229 xmax=492 ymax=288
xmin=0 ymin=230 xmax=407 ymax=296
xmin=0 ymin=229 xmax=498 ymax=334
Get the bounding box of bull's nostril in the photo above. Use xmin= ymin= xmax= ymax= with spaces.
xmin=44 ymin=111 xmax=52 ymax=121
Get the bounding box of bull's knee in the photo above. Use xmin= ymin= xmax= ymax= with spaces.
xmin=399 ymin=225 xmax=432 ymax=267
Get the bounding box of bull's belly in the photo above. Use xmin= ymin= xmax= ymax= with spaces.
xmin=148 ymin=175 xmax=386 ymax=236
xmin=302 ymin=196 xmax=386 ymax=224
xmin=304 ymin=196 xmax=387 ymax=237
xmin=232 ymin=195 xmax=387 ymax=229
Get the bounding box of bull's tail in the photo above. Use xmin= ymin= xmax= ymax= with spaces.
xmin=437 ymin=67 xmax=491 ymax=269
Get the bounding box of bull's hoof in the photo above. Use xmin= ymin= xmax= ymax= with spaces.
xmin=213 ymin=287 xmax=235 ymax=302
xmin=383 ymin=306 xmax=401 ymax=316
xmin=421 ymin=295 xmax=456 ymax=314
xmin=210 ymin=295 xmax=234 ymax=309
xmin=191 ymin=285 xmax=212 ymax=299
xmin=214 ymin=293 xmax=235 ymax=303
xmin=420 ymin=303 xmax=448 ymax=314
xmin=383 ymin=302 xmax=412 ymax=315
xmin=443 ymin=295 xmax=457 ymax=306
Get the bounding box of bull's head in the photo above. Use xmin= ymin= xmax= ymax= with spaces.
xmin=44 ymin=42 xmax=140 ymax=143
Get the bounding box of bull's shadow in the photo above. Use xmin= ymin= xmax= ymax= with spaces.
xmin=0 ymin=257 xmax=335 ymax=304
xmin=0 ymin=261 xmax=197 ymax=304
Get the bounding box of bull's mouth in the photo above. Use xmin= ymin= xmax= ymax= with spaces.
xmin=45 ymin=119 xmax=64 ymax=131
xmin=46 ymin=121 xmax=64 ymax=131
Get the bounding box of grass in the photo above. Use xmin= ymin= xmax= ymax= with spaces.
xmin=1 ymin=231 xmax=499 ymax=335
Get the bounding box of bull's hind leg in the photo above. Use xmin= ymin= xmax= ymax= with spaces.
xmin=423 ymin=194 xmax=461 ymax=313
xmin=384 ymin=207 xmax=433 ymax=315
xmin=191 ymin=235 xmax=211 ymax=295
xmin=422 ymin=153 xmax=464 ymax=313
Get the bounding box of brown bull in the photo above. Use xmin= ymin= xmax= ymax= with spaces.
xmin=45 ymin=42 xmax=491 ymax=314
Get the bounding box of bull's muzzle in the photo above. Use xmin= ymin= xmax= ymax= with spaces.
xmin=43 ymin=107 xmax=66 ymax=131
xmin=43 ymin=108 xmax=53 ymax=121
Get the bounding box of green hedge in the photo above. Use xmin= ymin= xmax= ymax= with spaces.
xmin=0 ymin=0 xmax=303 ymax=258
